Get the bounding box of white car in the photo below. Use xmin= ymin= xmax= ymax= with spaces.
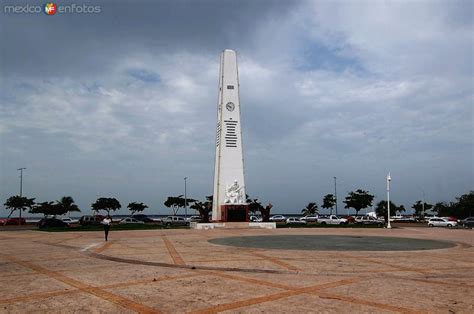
xmin=269 ymin=215 xmax=286 ymax=222
xmin=318 ymin=215 xmax=348 ymax=225
xmin=427 ymin=218 xmax=457 ymax=228
xmin=119 ymin=217 xmax=145 ymax=224
xmin=286 ymin=217 xmax=306 ymax=225
xmin=61 ymin=217 xmax=78 ymax=224
xmin=250 ymin=215 xmax=262 ymax=222
xmin=300 ymin=215 xmax=318 ymax=222
xmin=187 ymin=215 xmax=201 ymax=222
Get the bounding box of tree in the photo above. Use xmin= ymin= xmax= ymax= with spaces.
xmin=375 ymin=200 xmax=405 ymax=223
xmin=301 ymin=202 xmax=318 ymax=216
xmin=454 ymin=191 xmax=474 ymax=219
xmin=411 ymin=200 xmax=433 ymax=218
xmin=127 ymin=202 xmax=148 ymax=216
xmin=30 ymin=201 xmax=60 ymax=217
xmin=246 ymin=196 xmax=273 ymax=222
xmin=322 ymin=194 xmax=336 ymax=214
xmin=246 ymin=196 xmax=263 ymax=214
xmin=91 ymin=197 xmax=121 ymax=216
xmin=260 ymin=203 xmax=273 ymax=222
xmin=56 ymin=196 xmax=81 ymax=216
xmin=190 ymin=196 xmax=213 ymax=223
xmin=164 ymin=195 xmax=197 ymax=215
xmin=4 ymin=195 xmax=35 ymax=218
xmin=343 ymin=189 xmax=374 ymax=216
xmin=432 ymin=201 xmax=456 ymax=218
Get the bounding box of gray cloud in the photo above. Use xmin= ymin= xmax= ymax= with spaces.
xmin=1 ymin=0 xmax=472 ymax=215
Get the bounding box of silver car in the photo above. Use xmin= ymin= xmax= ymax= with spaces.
xmin=427 ymin=218 xmax=457 ymax=228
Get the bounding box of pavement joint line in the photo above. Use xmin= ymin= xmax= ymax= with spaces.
xmin=0 ymin=289 xmax=79 ymax=305
xmin=207 ymin=271 xmax=297 ymax=291
xmin=245 ymin=250 xmax=301 ymax=272
xmin=1 ymin=254 xmax=162 ymax=313
xmin=315 ymin=292 xmax=424 ymax=314
xmin=339 ymin=253 xmax=432 ymax=274
xmin=190 ymin=277 xmax=362 ymax=314
xmin=94 ymin=241 xmax=114 ymax=253
xmin=0 ymin=273 xmax=207 ymax=306
xmin=161 ymin=235 xmax=186 ymax=265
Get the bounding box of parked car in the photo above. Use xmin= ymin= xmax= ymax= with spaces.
xmin=79 ymin=215 xmax=103 ymax=226
xmin=269 ymin=215 xmax=286 ymax=222
xmin=61 ymin=217 xmax=78 ymax=224
xmin=131 ymin=214 xmax=154 ymax=223
xmin=119 ymin=217 xmax=145 ymax=224
xmin=250 ymin=215 xmax=262 ymax=222
xmin=3 ymin=217 xmax=26 ymax=225
xmin=318 ymin=215 xmax=348 ymax=225
xmin=427 ymin=217 xmax=457 ymax=228
xmin=300 ymin=215 xmax=318 ymax=222
xmin=162 ymin=216 xmax=189 ymax=227
xmin=187 ymin=215 xmax=202 ymax=222
xmin=460 ymin=217 xmax=474 ymax=228
xmin=339 ymin=215 xmax=355 ymax=223
xmin=38 ymin=218 xmax=69 ymax=229
xmin=286 ymin=217 xmax=306 ymax=225
xmin=354 ymin=216 xmax=384 ymax=226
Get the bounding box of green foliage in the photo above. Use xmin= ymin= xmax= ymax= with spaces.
xmin=322 ymin=194 xmax=336 ymax=213
xmin=343 ymin=189 xmax=374 ymax=215
xmin=57 ymin=196 xmax=80 ymax=214
xmin=246 ymin=196 xmax=272 ymax=222
xmin=411 ymin=200 xmax=433 ymax=217
xmin=127 ymin=202 xmax=148 ymax=215
xmin=246 ymin=197 xmax=263 ymax=214
xmin=301 ymin=202 xmax=318 ymax=216
xmin=190 ymin=196 xmax=212 ymax=223
xmin=164 ymin=195 xmax=197 ymax=215
xmin=432 ymin=191 xmax=473 ymax=219
xmin=375 ymin=200 xmax=405 ymax=223
xmin=4 ymin=195 xmax=36 ymax=218
xmin=91 ymin=197 xmax=121 ymax=216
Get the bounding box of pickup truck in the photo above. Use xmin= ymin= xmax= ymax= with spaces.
xmin=318 ymin=215 xmax=348 ymax=225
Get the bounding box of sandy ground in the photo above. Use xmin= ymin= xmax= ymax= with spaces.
xmin=0 ymin=226 xmax=472 ymax=313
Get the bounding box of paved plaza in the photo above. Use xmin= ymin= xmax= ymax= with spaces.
xmin=0 ymin=226 xmax=472 ymax=313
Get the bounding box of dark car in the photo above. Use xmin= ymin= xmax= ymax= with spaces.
xmin=461 ymin=217 xmax=474 ymax=228
xmin=79 ymin=215 xmax=103 ymax=226
xmin=162 ymin=216 xmax=189 ymax=227
xmin=38 ymin=218 xmax=69 ymax=229
xmin=131 ymin=214 xmax=154 ymax=223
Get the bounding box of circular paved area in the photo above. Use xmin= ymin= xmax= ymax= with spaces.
xmin=209 ymin=235 xmax=456 ymax=251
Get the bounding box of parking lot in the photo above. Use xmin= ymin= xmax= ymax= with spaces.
xmin=0 ymin=226 xmax=472 ymax=313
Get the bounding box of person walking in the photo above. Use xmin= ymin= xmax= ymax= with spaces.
xmin=102 ymin=216 xmax=112 ymax=241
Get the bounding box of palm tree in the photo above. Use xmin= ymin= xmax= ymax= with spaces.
xmin=57 ymin=196 xmax=80 ymax=216
xmin=301 ymin=202 xmax=318 ymax=216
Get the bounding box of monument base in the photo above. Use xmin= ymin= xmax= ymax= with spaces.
xmin=220 ymin=204 xmax=249 ymax=222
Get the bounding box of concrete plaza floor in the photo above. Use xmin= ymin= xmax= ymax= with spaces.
xmin=0 ymin=226 xmax=472 ymax=313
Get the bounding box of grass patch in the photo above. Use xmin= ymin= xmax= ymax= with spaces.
xmin=36 ymin=224 xmax=190 ymax=232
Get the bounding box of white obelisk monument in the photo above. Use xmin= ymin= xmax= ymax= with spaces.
xmin=212 ymin=49 xmax=247 ymax=222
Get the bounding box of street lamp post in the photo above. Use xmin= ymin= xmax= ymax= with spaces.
xmin=184 ymin=177 xmax=187 ymax=220
xmin=386 ymin=172 xmax=392 ymax=229
xmin=17 ymin=168 xmax=26 ymax=225
xmin=334 ymin=177 xmax=338 ymax=216
xmin=422 ymin=190 xmax=425 ymax=218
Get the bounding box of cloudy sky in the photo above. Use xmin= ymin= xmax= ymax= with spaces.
xmin=1 ymin=0 xmax=472 ymax=216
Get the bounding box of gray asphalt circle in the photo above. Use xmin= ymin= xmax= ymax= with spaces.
xmin=208 ymin=235 xmax=456 ymax=251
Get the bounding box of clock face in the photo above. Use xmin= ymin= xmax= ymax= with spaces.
xmin=226 ymin=102 xmax=235 ymax=112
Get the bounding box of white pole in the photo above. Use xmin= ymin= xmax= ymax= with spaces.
xmin=387 ymin=172 xmax=392 ymax=229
